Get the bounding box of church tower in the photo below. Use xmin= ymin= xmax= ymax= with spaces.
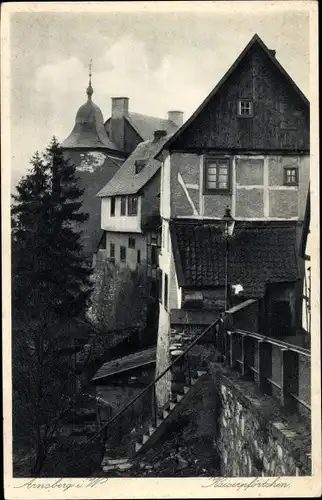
xmin=61 ymin=61 xmax=126 ymax=256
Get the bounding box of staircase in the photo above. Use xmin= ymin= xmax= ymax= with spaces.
xmin=76 ymin=317 xmax=222 ymax=475
xmin=101 ymin=369 xmax=207 ymax=473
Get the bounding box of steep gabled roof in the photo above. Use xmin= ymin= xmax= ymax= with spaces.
xmin=104 ymin=113 xmax=177 ymax=142
xmin=156 ymin=34 xmax=309 ymax=157
xmin=170 ymin=220 xmax=300 ymax=297
xmin=97 ymin=133 xmax=171 ymax=197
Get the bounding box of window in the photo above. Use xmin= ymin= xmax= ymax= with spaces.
xmin=110 ymin=197 xmax=116 ymax=216
xmin=237 ymin=99 xmax=253 ymax=117
xmin=204 ymin=157 xmax=230 ymax=193
xmin=120 ymin=246 xmax=126 ymax=262
xmin=128 ymin=195 xmax=138 ymax=216
xmin=157 ymin=269 xmax=163 ymax=303
xmin=128 ymin=237 xmax=136 ymax=249
xmin=151 ymin=244 xmax=158 ymax=266
xmin=164 ymin=273 xmax=168 ymax=311
xmin=120 ymin=196 xmax=127 ymax=215
xmin=135 ymin=160 xmax=145 ymax=174
xmin=137 ymin=250 xmax=141 ymax=264
xmin=284 ymin=167 xmax=299 ymax=186
xmin=110 ymin=243 xmax=115 ymax=260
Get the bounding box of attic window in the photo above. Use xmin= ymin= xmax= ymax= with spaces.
xmin=237 ymin=100 xmax=253 ymax=117
xmin=135 ymin=160 xmax=146 ymax=174
xmin=284 ymin=167 xmax=299 ymax=186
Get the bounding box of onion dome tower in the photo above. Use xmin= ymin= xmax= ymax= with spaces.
xmin=61 ymin=61 xmax=119 ymax=151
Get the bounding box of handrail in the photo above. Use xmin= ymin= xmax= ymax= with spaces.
xmin=232 ymin=329 xmax=310 ymax=357
xmin=78 ymin=316 xmax=222 ymax=451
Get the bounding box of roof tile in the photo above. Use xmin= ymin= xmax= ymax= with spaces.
xmin=170 ymin=220 xmax=300 ymax=297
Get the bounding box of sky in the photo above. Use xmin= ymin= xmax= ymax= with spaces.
xmin=9 ymin=4 xmax=311 ymax=189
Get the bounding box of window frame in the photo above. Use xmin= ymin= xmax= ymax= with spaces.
xmin=164 ymin=273 xmax=168 ymax=311
xmin=203 ymin=156 xmax=232 ymax=194
xmin=283 ymin=167 xmax=299 ymax=186
xmin=120 ymin=246 xmax=126 ymax=262
xmin=120 ymin=196 xmax=127 ymax=216
xmin=128 ymin=237 xmax=136 ymax=249
xmin=127 ymin=195 xmax=138 ymax=216
xmin=151 ymin=244 xmax=158 ymax=267
xmin=110 ymin=196 xmax=116 ymax=217
xmin=237 ymin=99 xmax=254 ymax=118
xmin=157 ymin=269 xmax=163 ymax=304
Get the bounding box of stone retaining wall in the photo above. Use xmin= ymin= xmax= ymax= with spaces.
xmin=211 ymin=363 xmax=311 ymax=477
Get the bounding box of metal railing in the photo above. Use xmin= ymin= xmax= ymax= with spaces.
xmin=78 ymin=316 xmax=223 ymax=454
xmin=214 ymin=302 xmax=311 ymax=415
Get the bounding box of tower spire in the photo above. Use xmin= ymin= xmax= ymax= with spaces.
xmin=86 ymin=58 xmax=93 ymax=99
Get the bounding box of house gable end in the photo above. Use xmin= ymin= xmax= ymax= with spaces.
xmin=167 ymin=36 xmax=309 ymax=153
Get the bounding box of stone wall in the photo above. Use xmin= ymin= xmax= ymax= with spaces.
xmin=87 ymin=251 xmax=150 ymax=333
xmin=211 ymin=363 xmax=311 ymax=477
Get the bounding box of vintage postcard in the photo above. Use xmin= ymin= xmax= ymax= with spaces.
xmin=1 ymin=1 xmax=321 ymax=498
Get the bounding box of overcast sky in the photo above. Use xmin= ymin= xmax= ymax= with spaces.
xmin=10 ymin=5 xmax=310 ymax=189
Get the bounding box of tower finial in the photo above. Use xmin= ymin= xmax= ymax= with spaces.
xmin=87 ymin=58 xmax=93 ymax=98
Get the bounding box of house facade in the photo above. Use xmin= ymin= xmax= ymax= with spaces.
xmin=97 ymin=130 xmax=179 ymax=278
xmin=299 ymin=187 xmax=311 ymax=337
xmin=61 ymin=72 xmax=181 ymax=258
xmin=155 ymin=34 xmax=310 ymax=404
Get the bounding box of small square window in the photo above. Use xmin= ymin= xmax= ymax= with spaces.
xmin=284 ymin=167 xmax=299 ymax=186
xmin=110 ymin=197 xmax=116 ymax=216
xmin=120 ymin=197 xmax=127 ymax=216
xmin=128 ymin=195 xmax=138 ymax=216
xmin=120 ymin=246 xmax=126 ymax=262
xmin=204 ymin=157 xmax=230 ymax=193
xmin=128 ymin=237 xmax=136 ymax=249
xmin=237 ymin=100 xmax=253 ymax=117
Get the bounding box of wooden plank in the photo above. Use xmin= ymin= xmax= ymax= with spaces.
xmin=241 ymin=335 xmax=254 ymax=380
xmin=258 ymin=340 xmax=272 ymax=394
xmin=280 ymin=348 xmax=299 ymax=411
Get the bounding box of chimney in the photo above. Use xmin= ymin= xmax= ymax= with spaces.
xmin=269 ymin=49 xmax=276 ymax=58
xmin=153 ymin=130 xmax=167 ymax=142
xmin=111 ymin=97 xmax=129 ymax=118
xmin=168 ymin=110 xmax=184 ymax=128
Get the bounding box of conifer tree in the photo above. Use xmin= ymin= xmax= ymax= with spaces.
xmin=12 ymin=137 xmax=93 ymax=475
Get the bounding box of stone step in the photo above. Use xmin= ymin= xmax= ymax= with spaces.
xmin=163 ymin=409 xmax=169 ymax=419
xmin=142 ymin=434 xmax=149 ymax=444
xmin=197 ymin=370 xmax=207 ymax=377
xmin=102 ymin=461 xmax=133 ymax=472
xmin=135 ymin=442 xmax=142 ymax=453
xmin=148 ymin=426 xmax=156 ymax=436
xmin=169 ymin=401 xmax=176 ymax=410
xmin=176 ymin=394 xmax=183 ymax=402
xmin=183 ymin=386 xmax=189 ymax=394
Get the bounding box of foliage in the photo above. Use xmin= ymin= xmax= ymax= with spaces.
xmin=11 ymin=137 xmax=93 ymax=475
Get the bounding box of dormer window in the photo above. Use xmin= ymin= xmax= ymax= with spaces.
xmin=135 ymin=160 xmax=146 ymax=174
xmin=237 ymin=99 xmax=253 ymax=117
